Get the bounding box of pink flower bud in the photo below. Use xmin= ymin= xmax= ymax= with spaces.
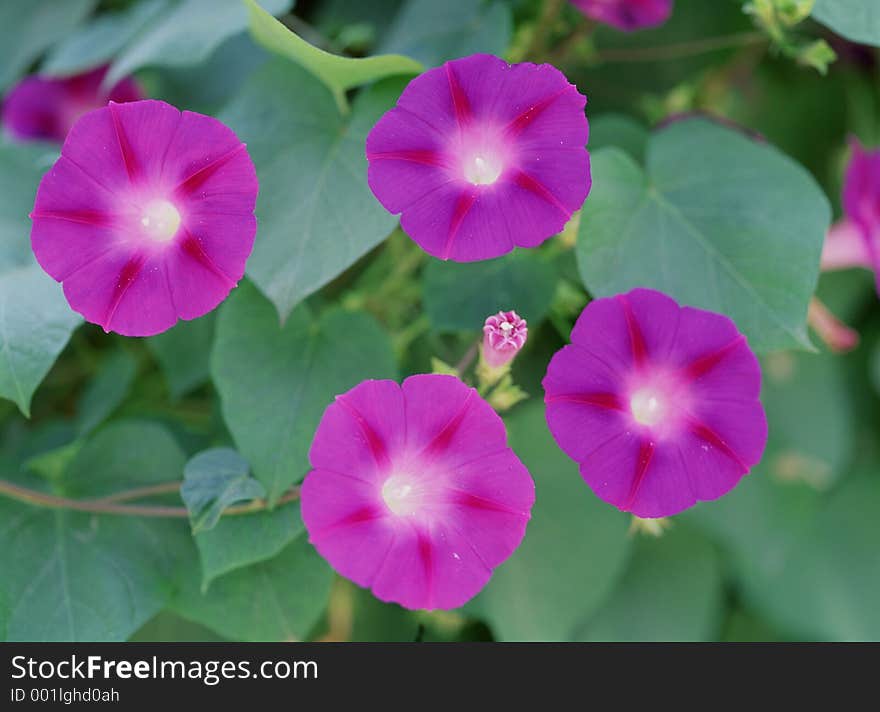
xmin=481 ymin=311 xmax=528 ymax=368
xmin=807 ymin=298 xmax=859 ymax=353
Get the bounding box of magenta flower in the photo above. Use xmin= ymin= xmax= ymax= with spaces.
xmin=543 ymin=288 xmax=767 ymax=518
xmin=2 ymin=66 xmax=143 ymax=143
xmin=366 ymin=54 xmax=590 ymax=262
xmin=821 ymin=139 xmax=880 ymax=291
xmin=570 ymin=0 xmax=673 ymax=32
xmin=301 ymin=374 xmax=535 ymax=610
xmin=482 ymin=310 xmax=528 ymax=368
xmin=30 ymin=99 xmax=257 ymax=337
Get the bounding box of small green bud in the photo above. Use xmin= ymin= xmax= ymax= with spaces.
xmin=629 ymin=516 xmax=672 ymax=538
xmin=797 ymin=38 xmax=837 ymax=75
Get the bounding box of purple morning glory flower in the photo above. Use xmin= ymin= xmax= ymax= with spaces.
xmin=366 ymin=54 xmax=591 ymax=262
xmin=570 ymin=0 xmax=673 ymax=31
xmin=2 ymin=66 xmax=143 ymax=143
xmin=821 ymin=138 xmax=880 ymax=291
xmin=30 ymin=99 xmax=258 ymax=337
xmin=301 ymin=374 xmax=535 ymax=610
xmin=543 ymin=288 xmax=767 ymax=518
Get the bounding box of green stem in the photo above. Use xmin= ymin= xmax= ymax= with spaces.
xmin=594 ymin=31 xmax=767 ymax=63
xmin=95 ymin=481 xmax=182 ymax=504
xmin=0 ymin=478 xmax=300 ymax=519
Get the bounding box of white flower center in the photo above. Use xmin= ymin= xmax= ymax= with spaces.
xmin=381 ymin=474 xmax=421 ymax=516
xmin=140 ymin=199 xmax=181 ymax=242
xmin=464 ymin=153 xmax=502 ymax=185
xmin=630 ymin=388 xmax=665 ymax=427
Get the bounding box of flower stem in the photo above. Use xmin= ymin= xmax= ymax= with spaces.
xmin=95 ymin=481 xmax=182 ymax=503
xmin=0 ymin=478 xmax=300 ymax=518
xmin=455 ymin=342 xmax=479 ymax=376
xmin=594 ymin=31 xmax=767 ymax=63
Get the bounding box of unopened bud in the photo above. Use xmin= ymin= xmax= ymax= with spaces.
xmin=807 ymin=298 xmax=859 ymax=353
xmin=481 ymin=311 xmax=528 ymax=369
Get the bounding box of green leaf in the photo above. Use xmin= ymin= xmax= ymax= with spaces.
xmin=0 ymin=145 xmax=75 ymax=417
xmin=211 ymin=281 xmax=397 ymax=503
xmin=469 ymin=403 xmax=631 ymax=641
xmin=722 ymin=609 xmax=788 ymax=642
xmin=220 ymin=60 xmax=403 ymax=320
xmin=181 ymin=448 xmax=265 ymax=533
xmin=76 ymin=348 xmax=137 ymax=436
xmin=575 ymin=525 xmax=723 ymax=641
xmin=244 ymin=0 xmax=422 ymax=111
xmin=0 ymin=0 xmax=96 ymax=91
xmin=577 ymin=119 xmax=831 ymax=352
xmin=102 ymin=0 xmax=293 ymax=88
xmin=23 ymin=440 xmax=82 ymax=483
xmin=752 ymin=475 xmax=880 ymax=640
xmin=345 ymin=581 xmax=421 ymax=641
xmin=379 ymin=0 xmax=512 ymax=67
xmin=314 ymin=0 xmax=404 ymax=29
xmin=41 ymin=0 xmax=167 ymax=77
xmin=149 ymin=32 xmax=270 ymax=115
xmin=15 ymin=420 xmax=78 ymax=471
xmin=42 ymin=0 xmax=273 ymax=112
xmin=0 ymin=586 xmax=8 ymax=641
xmin=0 ymin=504 xmax=188 ymax=641
xmin=194 ymin=503 xmax=302 ymax=590
xmin=692 ymin=472 xmax=880 ymax=640
xmin=172 ymin=534 xmax=332 ymax=641
xmin=0 ymin=266 xmax=82 ymax=417
xmin=0 ymin=421 xmax=190 ymax=641
xmin=760 ymin=350 xmax=855 ymax=489
xmin=684 ymin=473 xmax=822 ymax=628
xmin=64 ymin=420 xmax=186 ymax=497
xmin=0 ymin=143 xmax=57 ymax=274
xmin=130 ymin=611 xmax=228 ymax=642
xmin=424 ymin=252 xmax=558 ymax=332
xmin=588 ymin=114 xmax=649 ymax=163
xmin=147 ymin=313 xmax=215 ymax=400
xmin=812 ymin=0 xmax=880 ymax=47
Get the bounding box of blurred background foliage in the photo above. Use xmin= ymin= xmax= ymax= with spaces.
xmin=0 ymin=0 xmax=878 ymax=642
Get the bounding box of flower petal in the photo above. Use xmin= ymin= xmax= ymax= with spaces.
xmin=309 ymin=380 xmax=406 ymax=481
xmin=544 ymin=344 xmax=629 ymax=463
xmin=401 ymin=374 xmax=508 ymax=467
xmin=366 ymin=54 xmax=590 ymax=261
xmin=544 ymin=288 xmax=767 ymax=518
xmin=301 ymin=468 xmax=393 ymax=586
xmin=30 ymin=99 xmax=258 ymax=336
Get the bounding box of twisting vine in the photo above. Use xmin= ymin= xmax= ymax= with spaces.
xmin=0 ymin=478 xmax=300 ymax=518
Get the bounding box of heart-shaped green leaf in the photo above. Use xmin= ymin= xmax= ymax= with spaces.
xmin=220 ymin=60 xmax=404 ymax=320
xmin=211 ymin=281 xmax=397 ymax=503
xmin=812 ymin=0 xmax=880 ymax=47
xmin=577 ymin=119 xmax=831 ymax=352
